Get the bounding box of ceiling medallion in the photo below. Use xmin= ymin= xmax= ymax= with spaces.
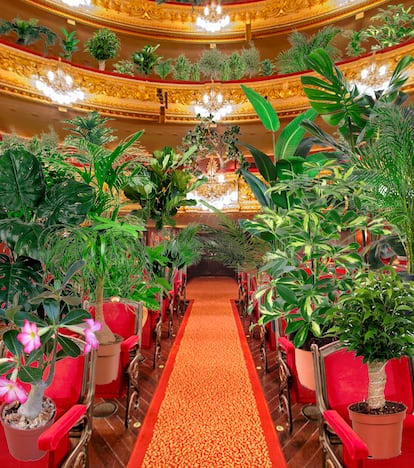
xmin=196 ymin=2 xmax=230 ymax=33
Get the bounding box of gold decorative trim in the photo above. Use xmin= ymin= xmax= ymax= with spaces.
xmin=1 ymin=41 xmax=413 ymax=123
xmin=24 ymin=0 xmax=389 ymax=41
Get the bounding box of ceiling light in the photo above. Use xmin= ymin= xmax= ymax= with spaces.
xmin=33 ymin=68 xmax=85 ymax=105
xmin=196 ymin=2 xmax=230 ymax=33
xmin=194 ymin=85 xmax=232 ymax=121
xmin=352 ymin=63 xmax=390 ymax=97
xmin=60 ymin=0 xmax=92 ymax=6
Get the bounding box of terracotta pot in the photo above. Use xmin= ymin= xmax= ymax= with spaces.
xmin=349 ymin=402 xmax=407 ymax=459
xmin=295 ymin=347 xmax=316 ymax=390
xmin=1 ymin=397 xmax=56 ymax=461
xmin=95 ymin=334 xmax=122 ymax=385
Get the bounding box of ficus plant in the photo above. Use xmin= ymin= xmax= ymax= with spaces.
xmin=328 ymin=267 xmax=414 ymax=412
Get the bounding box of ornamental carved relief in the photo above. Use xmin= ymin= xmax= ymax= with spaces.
xmin=28 ymin=0 xmax=386 ymax=39
xmin=1 ymin=40 xmax=413 ymax=123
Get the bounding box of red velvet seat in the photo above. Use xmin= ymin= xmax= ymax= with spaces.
xmin=0 ymin=338 xmax=96 ymax=467
xmin=312 ymin=341 xmax=414 ymax=467
xmin=89 ymin=302 xmax=142 ymax=428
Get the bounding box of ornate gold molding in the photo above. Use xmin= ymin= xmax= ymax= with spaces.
xmin=25 ymin=0 xmax=388 ymax=41
xmin=1 ymin=41 xmax=413 ymax=123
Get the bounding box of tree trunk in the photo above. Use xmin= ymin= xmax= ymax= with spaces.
xmin=94 ymin=276 xmax=116 ymax=344
xmin=367 ymin=361 xmax=387 ymax=410
xmin=18 ymin=382 xmax=47 ymax=420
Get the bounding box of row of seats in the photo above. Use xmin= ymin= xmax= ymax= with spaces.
xmin=237 ymin=260 xmax=414 ymax=467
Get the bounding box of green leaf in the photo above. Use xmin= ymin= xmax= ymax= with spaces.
xmin=57 ymin=334 xmax=81 ymax=357
xmin=241 ymin=84 xmax=280 ymax=132
xmin=276 ymin=284 xmax=297 ymax=305
xmin=2 ymin=329 xmax=23 ymax=357
xmin=0 ymin=254 xmax=43 ymax=311
xmin=37 ymin=179 xmax=94 ymax=226
xmin=0 ymin=148 xmax=45 ymax=214
xmin=19 ymin=366 xmax=42 ymax=383
xmin=60 ymin=308 xmax=91 ymax=325
xmin=239 ymin=142 xmax=277 ymax=182
xmin=275 ymin=109 xmax=318 ymax=160
xmin=238 ymin=168 xmax=271 ymax=208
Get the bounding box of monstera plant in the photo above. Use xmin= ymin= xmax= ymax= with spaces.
xmin=0 ymin=145 xmax=94 ymax=312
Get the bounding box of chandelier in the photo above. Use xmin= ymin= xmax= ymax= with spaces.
xmin=352 ymin=63 xmax=390 ymax=97
xmin=196 ymin=2 xmax=230 ymax=33
xmin=60 ymin=0 xmax=92 ymax=6
xmin=194 ymin=86 xmax=232 ymax=121
xmin=33 ymin=69 xmax=85 ymax=106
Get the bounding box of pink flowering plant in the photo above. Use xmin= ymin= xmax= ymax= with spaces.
xmin=0 ymin=261 xmax=100 ymax=421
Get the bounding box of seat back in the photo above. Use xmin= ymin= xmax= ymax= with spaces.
xmin=89 ymin=302 xmax=138 ymax=339
xmin=313 ymin=341 xmax=414 ymax=424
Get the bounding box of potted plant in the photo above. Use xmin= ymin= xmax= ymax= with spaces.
xmin=0 ymin=17 xmax=58 ymax=55
xmin=241 ymin=45 xmax=261 ymax=78
xmin=132 ymin=44 xmax=161 ymax=77
xmin=299 ymin=49 xmax=414 ymax=271
xmin=84 ymin=28 xmax=120 ymax=71
xmin=236 ymin=86 xmax=385 ymax=388
xmin=173 ymin=54 xmax=192 ymax=81
xmin=275 ymin=26 xmax=341 ymax=74
xmin=328 ymin=266 xmax=414 ymax=458
xmin=344 ymin=4 xmax=414 ymax=56
xmin=40 ymin=112 xmax=161 ymax=384
xmin=155 ymin=58 xmax=173 ymax=80
xmin=60 ymin=27 xmax=80 ymax=61
xmin=113 ymin=59 xmax=135 ymax=76
xmin=199 ymin=48 xmax=225 ymax=80
xmin=0 ymin=261 xmax=100 ymax=461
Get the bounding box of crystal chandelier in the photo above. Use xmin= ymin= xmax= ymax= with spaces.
xmin=33 ymin=69 xmax=85 ymax=105
xmin=196 ymin=2 xmax=230 ymax=33
xmin=352 ymin=63 xmax=390 ymax=97
xmin=194 ymin=86 xmax=232 ymax=121
xmin=60 ymin=0 xmax=92 ymax=6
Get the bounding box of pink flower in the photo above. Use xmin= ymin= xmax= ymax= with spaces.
xmin=0 ymin=378 xmax=28 ymax=404
xmin=83 ymin=318 xmax=101 ymax=354
xmin=17 ymin=320 xmax=41 ymax=354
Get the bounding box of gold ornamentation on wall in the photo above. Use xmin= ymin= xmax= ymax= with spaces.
xmin=1 ymin=40 xmax=413 ymax=123
xmin=28 ymin=0 xmax=386 ymax=40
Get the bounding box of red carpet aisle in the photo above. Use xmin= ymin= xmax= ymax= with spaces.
xmin=128 ymin=277 xmax=286 ymax=467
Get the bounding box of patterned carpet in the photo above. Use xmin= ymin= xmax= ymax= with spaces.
xmin=128 ymin=276 xmax=286 ymax=467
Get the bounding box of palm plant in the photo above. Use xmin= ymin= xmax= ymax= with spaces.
xmin=0 ymin=17 xmax=58 ymax=54
xmin=200 ymin=203 xmax=270 ymax=273
xmin=275 ymin=26 xmax=341 ymax=74
xmin=351 ymin=104 xmax=414 ymax=274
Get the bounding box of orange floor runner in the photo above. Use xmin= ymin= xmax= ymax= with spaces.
xmin=128 ymin=276 xmax=286 ymax=467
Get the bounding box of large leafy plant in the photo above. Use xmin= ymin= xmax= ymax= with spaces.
xmin=238 ymin=84 xmax=318 ymax=210
xmin=244 ymin=159 xmax=383 ymax=349
xmin=329 ymin=267 xmax=414 ymax=412
xmin=0 ymin=145 xmax=94 ymax=312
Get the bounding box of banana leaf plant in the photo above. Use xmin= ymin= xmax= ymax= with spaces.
xmin=238 ymin=84 xmax=320 ymax=210
xmin=0 ymin=145 xmax=94 ymax=313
